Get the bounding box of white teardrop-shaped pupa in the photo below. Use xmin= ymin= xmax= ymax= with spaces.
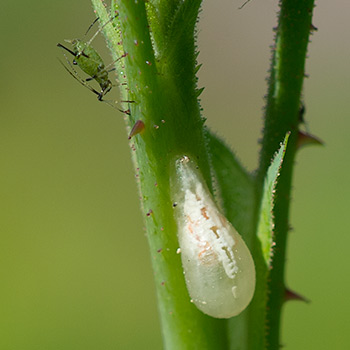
xmin=171 ymin=156 xmax=256 ymax=318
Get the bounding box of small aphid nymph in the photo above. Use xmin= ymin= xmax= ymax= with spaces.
xmin=57 ymin=16 xmax=124 ymax=103
xmin=171 ymin=156 xmax=256 ymax=319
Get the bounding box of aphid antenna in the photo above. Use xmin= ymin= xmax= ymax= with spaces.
xmin=238 ymin=0 xmax=252 ymax=10
xmin=84 ymin=17 xmax=100 ymax=37
xmin=57 ymin=14 xmax=120 ymax=61
xmin=85 ymin=15 xmax=117 ymax=49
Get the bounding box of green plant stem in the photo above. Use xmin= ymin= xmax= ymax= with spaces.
xmin=257 ymin=0 xmax=315 ymax=348
xmin=91 ymin=1 xmax=227 ymax=349
xmin=90 ymin=0 xmax=316 ymax=348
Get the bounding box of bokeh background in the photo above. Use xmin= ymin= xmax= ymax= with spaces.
xmin=1 ymin=1 xmax=349 ymax=349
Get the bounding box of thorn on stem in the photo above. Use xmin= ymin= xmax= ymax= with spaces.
xmin=297 ymin=131 xmax=324 ymax=149
xmin=285 ymin=288 xmax=310 ymax=303
xmin=128 ymin=120 xmax=145 ymax=139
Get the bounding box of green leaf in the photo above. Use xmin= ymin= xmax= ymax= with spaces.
xmin=257 ymin=133 xmax=290 ymax=266
xmin=207 ymin=131 xmax=255 ymax=249
xmin=207 ymin=131 xmax=257 ymax=349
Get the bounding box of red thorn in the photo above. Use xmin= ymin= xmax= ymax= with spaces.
xmin=297 ymin=131 xmax=324 ymax=149
xmin=128 ymin=120 xmax=145 ymax=139
xmin=285 ymin=288 xmax=310 ymax=303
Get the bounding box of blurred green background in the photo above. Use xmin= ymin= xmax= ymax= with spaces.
xmin=1 ymin=1 xmax=349 ymax=349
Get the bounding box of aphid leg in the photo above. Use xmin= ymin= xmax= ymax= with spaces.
xmin=60 ymin=54 xmax=116 ymax=109
xmin=59 ymin=60 xmax=130 ymax=115
xmin=58 ymin=56 xmax=102 ymax=99
xmin=104 ymin=53 xmax=128 ymax=71
xmin=98 ymin=83 xmax=112 ymax=101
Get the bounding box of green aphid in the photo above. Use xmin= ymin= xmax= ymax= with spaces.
xmin=57 ymin=17 xmax=121 ymax=101
xmin=58 ymin=39 xmax=112 ymax=100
